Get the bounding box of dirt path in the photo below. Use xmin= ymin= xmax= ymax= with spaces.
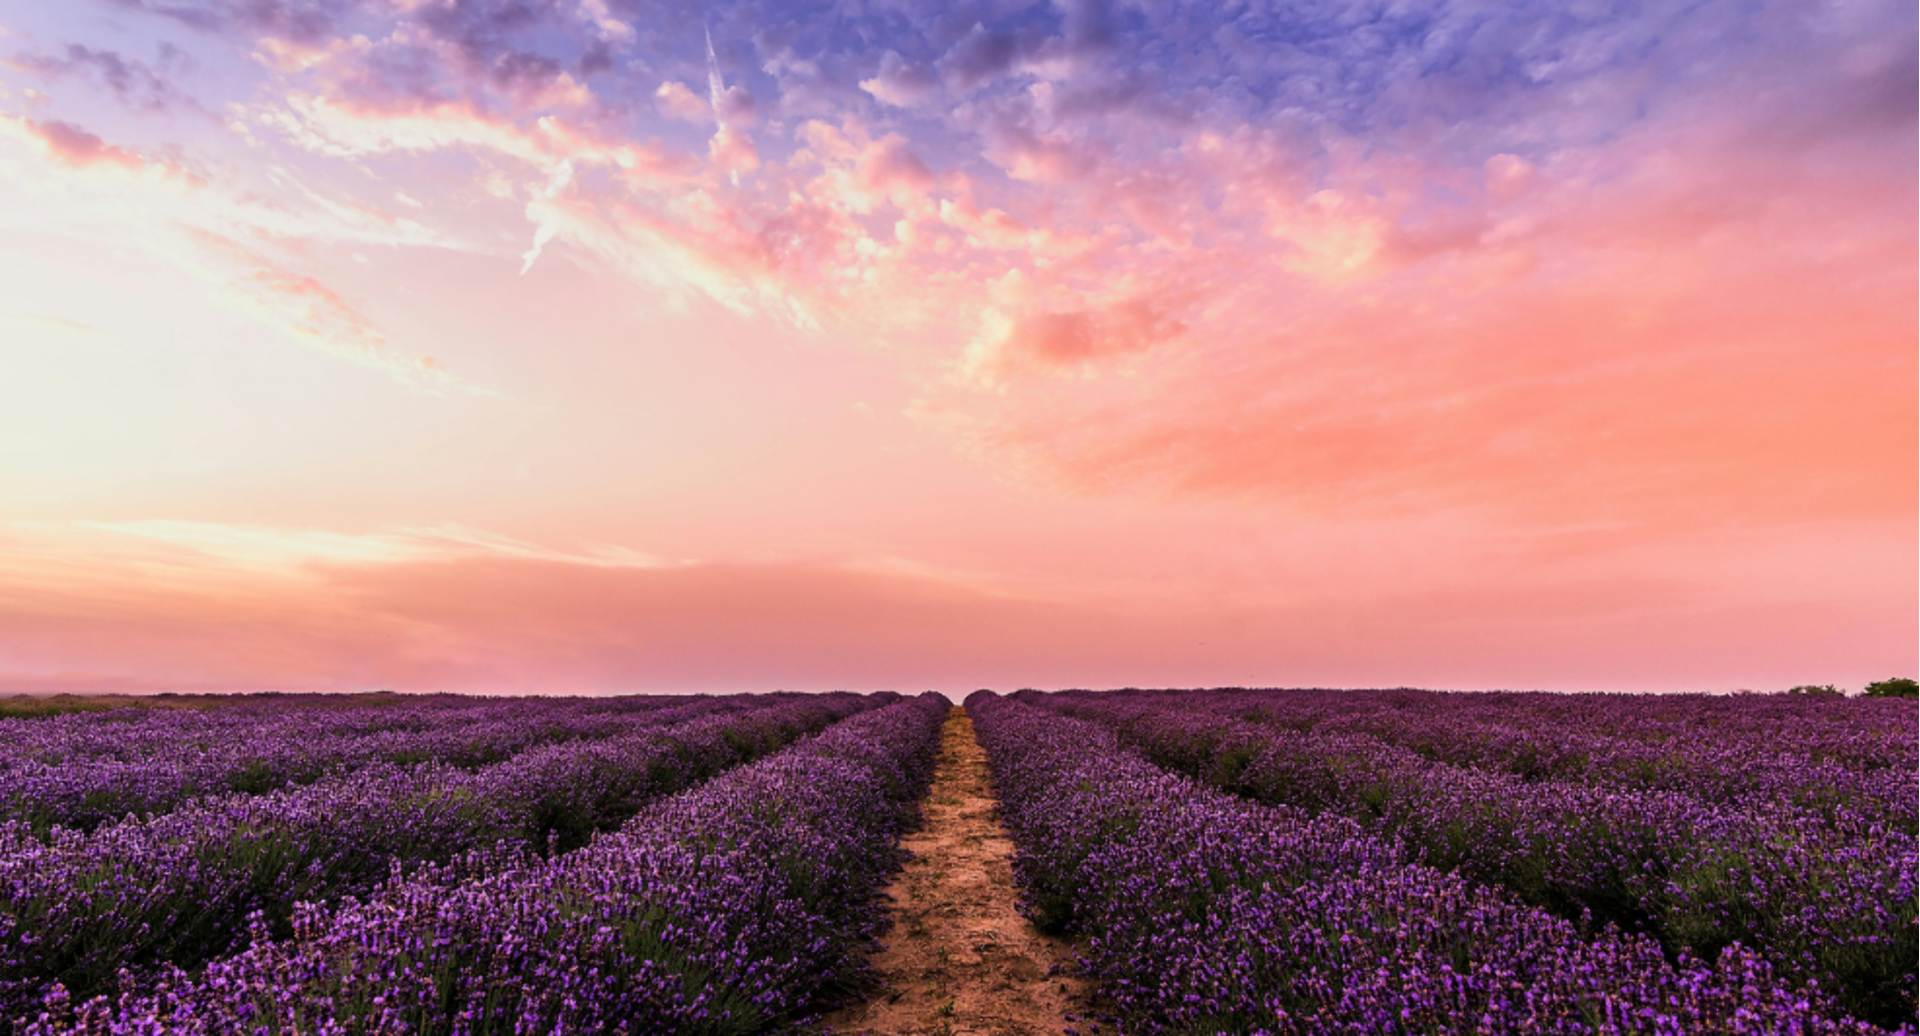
xmin=823 ymin=706 xmax=1084 ymax=1036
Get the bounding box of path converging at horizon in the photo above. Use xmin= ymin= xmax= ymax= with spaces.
xmin=825 ymin=706 xmax=1085 ymax=1036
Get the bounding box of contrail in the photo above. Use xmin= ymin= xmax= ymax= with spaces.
xmin=705 ymin=25 xmax=726 ymax=128
xmin=705 ymin=23 xmax=740 ymax=184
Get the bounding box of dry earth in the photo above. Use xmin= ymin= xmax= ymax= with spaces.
xmin=822 ymin=706 xmax=1085 ymax=1036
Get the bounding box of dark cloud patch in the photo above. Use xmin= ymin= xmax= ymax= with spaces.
xmin=336 ymin=40 xmax=448 ymax=107
xmin=715 ymin=85 xmax=759 ymax=125
xmin=576 ymin=40 xmax=615 ymax=77
xmin=308 ymin=1 xmax=600 ymax=114
xmin=415 ymin=0 xmax=543 ymax=54
xmin=102 ymin=0 xmax=354 ymax=43
xmin=237 ymin=0 xmax=343 ymax=43
xmin=413 ymin=0 xmax=569 ymax=92
xmin=102 ymin=0 xmax=226 ymax=33
xmin=1047 ymin=71 xmax=1168 ymax=122
xmin=936 ymin=22 xmax=1044 ymax=93
xmin=485 ymin=49 xmax=566 ymax=93
xmin=87 ymin=0 xmax=1912 ymax=196
xmin=1056 ymin=0 xmax=1116 ymax=54
xmin=861 ymin=49 xmax=939 ymax=106
xmin=12 ymin=44 xmax=191 ymax=112
xmin=751 ymin=24 xmax=862 ymax=115
xmin=1736 ymin=23 xmax=1918 ymax=150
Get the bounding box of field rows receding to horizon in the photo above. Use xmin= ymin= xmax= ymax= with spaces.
xmin=0 ymin=686 xmax=1912 ymax=1035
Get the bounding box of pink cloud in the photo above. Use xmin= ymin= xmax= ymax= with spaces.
xmin=653 ymin=81 xmax=709 ymax=122
xmin=707 ymin=124 xmax=759 ymax=174
xmin=947 ymin=161 xmax=1914 ymax=530
xmin=0 ymin=114 xmax=160 ymax=174
xmin=1482 ymin=154 xmax=1536 ymax=204
xmin=959 ymin=293 xmax=1185 ymax=384
xmin=856 ymin=135 xmax=935 ymax=197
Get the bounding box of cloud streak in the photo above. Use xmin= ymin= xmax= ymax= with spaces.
xmin=177 ymin=228 xmax=476 ymax=391
xmin=0 ymin=517 xmax=1909 ymax=694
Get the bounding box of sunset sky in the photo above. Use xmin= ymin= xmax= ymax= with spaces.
xmin=0 ymin=0 xmax=1913 ymax=696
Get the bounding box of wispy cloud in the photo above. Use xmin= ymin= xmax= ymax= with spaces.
xmin=4 ymin=312 xmax=106 ymax=337
xmin=174 ymin=227 xmax=482 ymax=393
xmin=0 ymin=106 xmax=494 ymax=392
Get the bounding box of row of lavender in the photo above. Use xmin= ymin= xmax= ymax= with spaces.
xmin=969 ymin=692 xmax=1908 ymax=1035
xmin=1017 ymin=689 xmax=1917 ymax=1031
xmin=22 ymin=693 xmax=950 ymax=1034
xmin=0 ymin=693 xmax=722 ymax=833
xmin=1122 ymin=687 xmax=1915 ymax=825
xmin=0 ymin=691 xmax=891 ymax=1021
xmin=1037 ymin=685 xmax=1913 ymax=849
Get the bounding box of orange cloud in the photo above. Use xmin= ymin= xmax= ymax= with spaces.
xmin=917 ymin=77 xmax=1917 ymax=535
xmin=0 ymin=518 xmax=1909 ymax=695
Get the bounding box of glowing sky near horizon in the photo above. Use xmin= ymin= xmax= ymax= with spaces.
xmin=0 ymin=0 xmax=1912 ymax=695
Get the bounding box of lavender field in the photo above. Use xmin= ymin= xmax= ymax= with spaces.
xmin=0 ymin=688 xmax=1911 ymax=1035
xmin=977 ymin=689 xmax=1917 ymax=1036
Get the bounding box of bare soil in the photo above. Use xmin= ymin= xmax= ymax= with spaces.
xmin=822 ymin=706 xmax=1085 ymax=1036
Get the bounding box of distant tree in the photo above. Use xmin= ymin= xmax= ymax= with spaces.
xmin=1784 ymin=684 xmax=1843 ymax=697
xmin=1862 ymin=677 xmax=1918 ymax=699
